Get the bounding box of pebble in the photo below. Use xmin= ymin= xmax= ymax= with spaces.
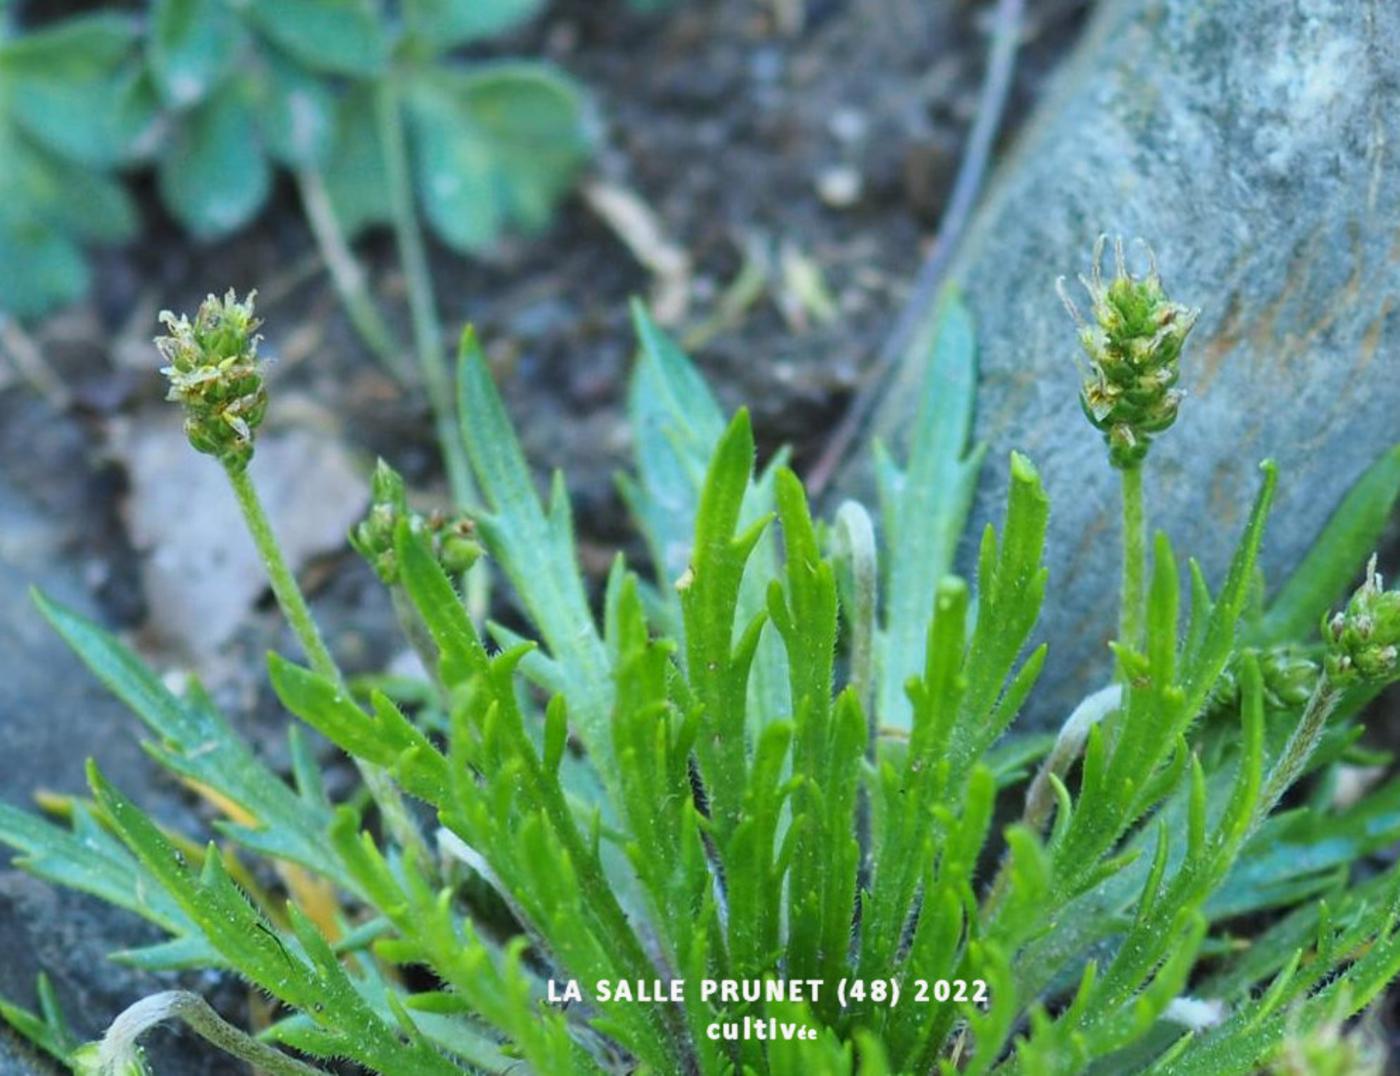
xmin=828 ymin=107 xmax=869 ymax=145
xmin=816 ymin=165 xmax=863 ymax=208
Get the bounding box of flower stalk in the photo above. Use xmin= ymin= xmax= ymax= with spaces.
xmin=374 ymin=80 xmax=472 ymax=509
xmin=375 ymin=77 xmax=490 ymax=626
xmin=1120 ymin=462 xmax=1146 ymax=653
xmin=232 ymin=464 xmax=432 ymax=873
xmin=294 ymin=167 xmax=406 ymax=380
xmin=228 ymin=467 xmax=339 ymax=683
xmin=1061 ymin=236 xmax=1198 ymax=653
xmin=158 ymin=293 xmax=428 ymax=864
xmin=1255 ymin=672 xmax=1342 ymax=828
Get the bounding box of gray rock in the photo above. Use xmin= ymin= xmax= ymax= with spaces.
xmin=0 ymin=1028 xmax=60 ymax=1076
xmin=113 ymin=415 xmax=368 ymax=660
xmin=0 ymin=475 xmax=233 ymax=1073
xmin=853 ymin=0 xmax=1400 ymax=723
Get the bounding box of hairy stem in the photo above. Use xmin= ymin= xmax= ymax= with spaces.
xmin=228 ymin=466 xmax=339 ymax=682
xmin=374 ymin=79 xmax=489 ymax=626
xmin=1023 ymin=683 xmax=1123 ymax=832
xmin=295 ymin=167 xmax=406 ymax=380
xmin=227 ymin=465 xmax=430 ymax=864
xmin=373 ymin=80 xmax=473 ymax=509
xmin=1255 ymin=674 xmax=1343 ymax=828
xmin=98 ymin=991 xmax=325 ymax=1076
xmin=1120 ymin=463 xmax=1146 ymax=653
xmin=390 ymin=585 xmax=448 ymax=703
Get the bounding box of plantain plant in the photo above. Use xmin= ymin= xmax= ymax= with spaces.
xmin=3 ymin=241 xmax=1400 ymax=1074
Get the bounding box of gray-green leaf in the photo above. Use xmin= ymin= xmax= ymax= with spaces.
xmin=157 ymin=80 xmax=271 ymax=238
xmin=245 ymin=0 xmax=385 ymax=77
xmin=257 ymin=47 xmax=336 ymax=167
xmin=321 ymin=85 xmax=392 ymax=236
xmin=408 ymin=63 xmax=593 ymax=253
xmin=403 ymin=0 xmax=545 ymax=49
xmin=149 ymin=0 xmax=242 ymax=107
xmin=0 ymin=13 xmax=143 ymax=164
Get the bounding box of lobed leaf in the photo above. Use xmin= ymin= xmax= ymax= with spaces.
xmin=156 ymin=79 xmax=271 ymax=238
xmin=874 ymin=288 xmax=984 ymax=731
xmin=32 ymin=591 xmax=350 ymax=889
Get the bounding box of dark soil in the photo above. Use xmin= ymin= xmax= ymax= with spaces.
xmin=40 ymin=0 xmax=1090 ymax=587
xmin=0 ymin=0 xmax=1088 ymax=1069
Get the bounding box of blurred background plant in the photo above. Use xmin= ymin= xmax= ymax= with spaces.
xmin=0 ymin=0 xmax=596 ymax=509
xmin=1 ymin=0 xmax=595 ymax=325
xmin=0 ymin=8 xmax=151 ymax=319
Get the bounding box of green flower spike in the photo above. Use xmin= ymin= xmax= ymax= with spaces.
xmin=1059 ymin=236 xmax=1200 ymax=469
xmin=157 ymin=290 xmax=267 ymax=474
xmin=1324 ymin=555 xmax=1400 ymax=686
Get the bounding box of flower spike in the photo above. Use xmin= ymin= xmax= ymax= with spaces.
xmin=157 ymin=290 xmax=266 ymax=473
xmin=1064 ymin=237 xmax=1199 ymax=469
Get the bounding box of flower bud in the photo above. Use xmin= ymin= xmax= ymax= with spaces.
xmin=1324 ymin=556 xmax=1400 ymax=686
xmin=349 ymin=461 xmax=409 ymax=584
xmin=437 ymin=520 xmax=482 ymax=575
xmin=349 ymin=460 xmax=483 ymax=584
xmin=157 ymin=290 xmax=266 ymax=474
xmin=1206 ymin=646 xmax=1318 ymax=717
xmin=1059 ymin=237 xmax=1199 ymax=469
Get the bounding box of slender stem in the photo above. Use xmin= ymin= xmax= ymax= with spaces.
xmin=977 ymin=688 xmax=1121 ymax=926
xmin=227 ymin=464 xmax=431 ymax=864
xmin=374 ymin=78 xmax=489 ymax=625
xmin=390 ymin=585 xmax=447 ymax=702
xmin=1255 ymin=675 xmax=1342 ymax=829
xmin=228 ymin=466 xmax=339 ymax=683
xmin=1022 ymin=683 xmax=1123 ymax=833
xmin=295 ymin=167 xmax=407 ymax=380
xmin=373 ymin=79 xmax=474 ymax=509
xmin=100 ymin=991 xmax=326 ymax=1076
xmin=1119 ymin=463 xmax=1146 ymax=653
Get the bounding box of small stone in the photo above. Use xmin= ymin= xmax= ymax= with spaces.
xmin=828 ymin=106 xmax=869 ymax=145
xmin=816 ymin=165 xmax=863 ymax=208
xmin=114 ymin=415 xmax=367 ymax=658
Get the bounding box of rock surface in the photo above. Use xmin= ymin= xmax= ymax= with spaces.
xmin=851 ymin=0 xmax=1400 ymax=723
xmin=0 ymin=476 xmax=231 ymax=1074
xmin=114 ymin=416 xmax=368 ymax=659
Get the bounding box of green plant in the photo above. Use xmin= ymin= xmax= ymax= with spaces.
xmin=145 ymin=0 xmax=592 ymax=362
xmin=0 ymin=11 xmax=154 ymax=316
xmin=3 ymin=243 xmax=1400 ymax=1073
xmin=2 ymin=1 xmax=594 ymax=518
